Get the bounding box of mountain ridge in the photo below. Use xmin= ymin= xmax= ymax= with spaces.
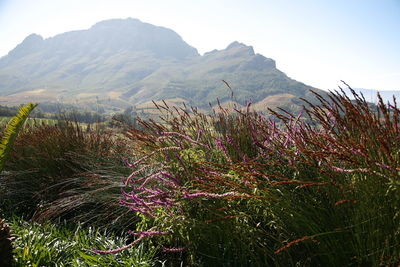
xmin=0 ymin=18 xmax=320 ymax=112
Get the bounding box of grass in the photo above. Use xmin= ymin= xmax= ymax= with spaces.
xmin=1 ymin=87 xmax=399 ymax=266
xmin=9 ymin=217 xmax=156 ymax=266
xmin=0 ymin=120 xmax=137 ymax=232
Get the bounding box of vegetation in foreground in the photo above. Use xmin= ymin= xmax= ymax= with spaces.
xmin=1 ymin=87 xmax=399 ymax=266
xmin=8 ymin=217 xmax=156 ymax=267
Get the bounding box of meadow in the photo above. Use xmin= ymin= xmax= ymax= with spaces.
xmin=0 ymin=88 xmax=399 ymax=266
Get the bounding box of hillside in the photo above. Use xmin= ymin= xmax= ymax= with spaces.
xmin=0 ymin=18 xmax=321 ymax=111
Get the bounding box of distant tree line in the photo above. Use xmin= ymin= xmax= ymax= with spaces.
xmin=110 ymin=105 xmax=138 ymax=128
xmin=57 ymin=110 xmax=107 ymax=124
xmin=0 ymin=105 xmax=19 ymax=117
xmin=0 ymin=104 xmax=107 ymax=124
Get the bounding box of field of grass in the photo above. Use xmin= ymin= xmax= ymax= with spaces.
xmin=1 ymin=88 xmax=399 ymax=266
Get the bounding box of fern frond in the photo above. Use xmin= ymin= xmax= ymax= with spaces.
xmin=0 ymin=102 xmax=37 ymax=171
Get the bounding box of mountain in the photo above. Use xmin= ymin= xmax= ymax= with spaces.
xmin=0 ymin=18 xmax=321 ymax=112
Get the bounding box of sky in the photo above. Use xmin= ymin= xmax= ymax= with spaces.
xmin=0 ymin=0 xmax=399 ymax=91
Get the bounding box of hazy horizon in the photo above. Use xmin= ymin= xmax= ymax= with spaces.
xmin=1 ymin=0 xmax=399 ymax=91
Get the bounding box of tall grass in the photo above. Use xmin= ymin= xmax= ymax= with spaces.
xmin=0 ymin=89 xmax=398 ymax=265
xmin=105 ymin=88 xmax=399 ymax=266
xmin=0 ymin=120 xmax=137 ymax=231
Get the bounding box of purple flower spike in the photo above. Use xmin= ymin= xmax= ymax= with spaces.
xmin=159 ymin=131 xmax=207 ymax=147
xmin=196 ymin=129 xmax=203 ymax=142
xmin=128 ymin=230 xmax=169 ymax=237
xmin=375 ymin=162 xmax=393 ymax=170
xmin=183 ymin=191 xmax=238 ymax=199
xmin=94 ymin=236 xmax=144 ymax=254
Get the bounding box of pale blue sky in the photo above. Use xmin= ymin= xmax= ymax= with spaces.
xmin=0 ymin=0 xmax=399 ymax=91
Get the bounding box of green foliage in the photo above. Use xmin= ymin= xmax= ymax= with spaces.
xmin=9 ymin=217 xmax=156 ymax=266
xmin=179 ymin=148 xmax=206 ymax=165
xmin=0 ymin=102 xmax=37 ymax=171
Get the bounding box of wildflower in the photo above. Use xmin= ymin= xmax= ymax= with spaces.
xmin=128 ymin=230 xmax=168 ymax=237
xmin=183 ymin=191 xmax=238 ymax=199
xmin=274 ymin=236 xmax=311 ymax=254
xmin=94 ymin=236 xmax=144 ymax=254
xmin=334 ymin=199 xmax=357 ymax=206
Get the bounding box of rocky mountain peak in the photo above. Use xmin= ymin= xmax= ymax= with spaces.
xmin=226 ymin=41 xmax=255 ymax=56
